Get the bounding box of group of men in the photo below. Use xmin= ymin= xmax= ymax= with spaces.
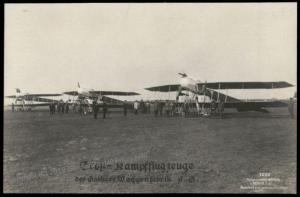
xmin=19 ymin=97 xmax=296 ymax=119
xmin=49 ymin=100 xmax=70 ymax=115
xmin=133 ymin=100 xmax=151 ymax=115
xmin=130 ymin=99 xmax=225 ymax=118
xmin=92 ymin=100 xmax=108 ymax=119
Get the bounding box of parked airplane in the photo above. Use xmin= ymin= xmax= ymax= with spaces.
xmin=6 ymin=88 xmax=62 ymax=111
xmin=145 ymin=73 xmax=294 ymax=113
xmin=63 ymin=82 xmax=140 ymax=105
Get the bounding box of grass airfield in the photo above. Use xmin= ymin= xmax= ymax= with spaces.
xmin=3 ymin=108 xmax=297 ymax=193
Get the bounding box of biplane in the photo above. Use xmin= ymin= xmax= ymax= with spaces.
xmin=145 ymin=73 xmax=294 ymax=113
xmin=6 ymin=88 xmax=61 ymax=111
xmin=63 ymin=82 xmax=139 ymax=107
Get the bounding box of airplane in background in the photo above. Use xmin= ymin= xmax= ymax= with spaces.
xmin=5 ymin=88 xmax=62 ymax=111
xmin=145 ymin=73 xmax=294 ymax=113
xmin=63 ymin=82 xmax=140 ymax=106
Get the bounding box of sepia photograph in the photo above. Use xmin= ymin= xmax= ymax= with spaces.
xmin=3 ymin=3 xmax=297 ymax=193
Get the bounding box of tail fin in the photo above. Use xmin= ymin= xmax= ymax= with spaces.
xmin=15 ymin=88 xmax=21 ymax=93
xmin=77 ymin=82 xmax=80 ymax=88
xmin=178 ymin=73 xmax=187 ymax=78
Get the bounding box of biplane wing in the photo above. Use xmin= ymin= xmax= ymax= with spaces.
xmin=89 ymin=91 xmax=140 ymax=96
xmin=203 ymin=88 xmax=240 ymax=102
xmin=6 ymin=95 xmax=17 ymax=98
xmin=6 ymin=93 xmax=61 ymax=99
xmin=101 ymin=96 xmax=124 ymax=104
xmin=145 ymin=81 xmax=293 ymax=92
xmin=9 ymin=103 xmax=52 ymax=107
xmin=63 ymin=91 xmax=79 ymax=96
xmin=63 ymin=91 xmax=139 ymax=96
xmin=183 ymin=100 xmax=288 ymax=113
xmin=145 ymin=84 xmax=180 ymax=92
xmin=198 ymin=81 xmax=293 ymax=89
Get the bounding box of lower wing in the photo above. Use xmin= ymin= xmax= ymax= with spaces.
xmin=89 ymin=91 xmax=140 ymax=96
xmin=9 ymin=103 xmax=51 ymax=107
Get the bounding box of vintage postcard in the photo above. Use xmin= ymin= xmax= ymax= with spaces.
xmin=3 ymin=3 xmax=297 ymax=193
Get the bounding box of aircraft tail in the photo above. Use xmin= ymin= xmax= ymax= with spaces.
xmin=15 ymin=88 xmax=21 ymax=93
xmin=178 ymin=73 xmax=187 ymax=78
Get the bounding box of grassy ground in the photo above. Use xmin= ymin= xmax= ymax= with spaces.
xmin=3 ymin=108 xmax=297 ymax=193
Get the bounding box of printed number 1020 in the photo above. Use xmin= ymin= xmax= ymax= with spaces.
xmin=259 ymin=173 xmax=271 ymax=177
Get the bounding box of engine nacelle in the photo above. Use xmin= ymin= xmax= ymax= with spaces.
xmin=180 ymin=77 xmax=199 ymax=93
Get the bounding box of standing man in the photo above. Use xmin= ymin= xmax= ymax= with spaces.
xmin=159 ymin=101 xmax=164 ymax=116
xmin=72 ymin=103 xmax=76 ymax=113
xmin=65 ymin=100 xmax=69 ymax=114
xmin=61 ymin=101 xmax=65 ymax=114
xmin=92 ymin=99 xmax=99 ymax=119
xmin=165 ymin=101 xmax=170 ymax=116
xmin=103 ymin=102 xmax=108 ymax=119
xmin=170 ymin=101 xmax=175 ymax=116
xmin=49 ymin=103 xmax=52 ymax=115
xmin=140 ymin=100 xmax=145 ymax=113
xmin=11 ymin=103 xmax=15 ymax=112
xmin=154 ymin=100 xmax=158 ymax=117
xmin=146 ymin=101 xmax=150 ymax=114
xmin=53 ymin=103 xmax=56 ymax=114
xmin=218 ymin=100 xmax=224 ymax=118
xmin=123 ymin=100 xmax=128 ymax=116
xmin=183 ymin=101 xmax=187 ymax=117
xmin=134 ymin=100 xmax=139 ymax=115
xmin=57 ymin=102 xmax=60 ymax=113
xmin=79 ymin=101 xmax=83 ymax=116
xmin=210 ymin=99 xmax=217 ymax=116
xmin=288 ymin=97 xmax=295 ymax=119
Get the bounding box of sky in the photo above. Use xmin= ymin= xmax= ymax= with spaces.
xmin=4 ymin=3 xmax=297 ymax=104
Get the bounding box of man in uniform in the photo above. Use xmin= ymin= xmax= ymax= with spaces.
xmin=123 ymin=100 xmax=128 ymax=116
xmin=49 ymin=103 xmax=52 ymax=115
xmin=79 ymin=101 xmax=83 ymax=116
xmin=288 ymin=97 xmax=295 ymax=119
xmin=169 ymin=101 xmax=174 ymax=116
xmin=159 ymin=101 xmax=164 ymax=116
xmin=53 ymin=103 xmax=56 ymax=114
xmin=92 ymin=99 xmax=99 ymax=119
xmin=146 ymin=101 xmax=150 ymax=114
xmin=210 ymin=99 xmax=217 ymax=116
xmin=61 ymin=101 xmax=65 ymax=114
xmin=134 ymin=100 xmax=139 ymax=115
xmin=103 ymin=102 xmax=108 ymax=119
xmin=154 ymin=100 xmax=158 ymax=117
xmin=218 ymin=100 xmax=224 ymax=118
xmin=65 ymin=100 xmax=69 ymax=114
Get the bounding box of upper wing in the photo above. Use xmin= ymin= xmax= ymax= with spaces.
xmin=145 ymin=84 xmax=180 ymax=92
xmin=25 ymin=93 xmax=61 ymax=97
xmin=6 ymin=94 xmax=61 ymax=98
xmin=6 ymin=95 xmax=17 ymax=98
xmin=199 ymin=81 xmax=293 ymax=89
xmin=63 ymin=91 xmax=79 ymax=96
xmin=89 ymin=91 xmax=140 ymax=96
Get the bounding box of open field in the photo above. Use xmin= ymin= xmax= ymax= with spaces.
xmin=3 ymin=108 xmax=297 ymax=193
